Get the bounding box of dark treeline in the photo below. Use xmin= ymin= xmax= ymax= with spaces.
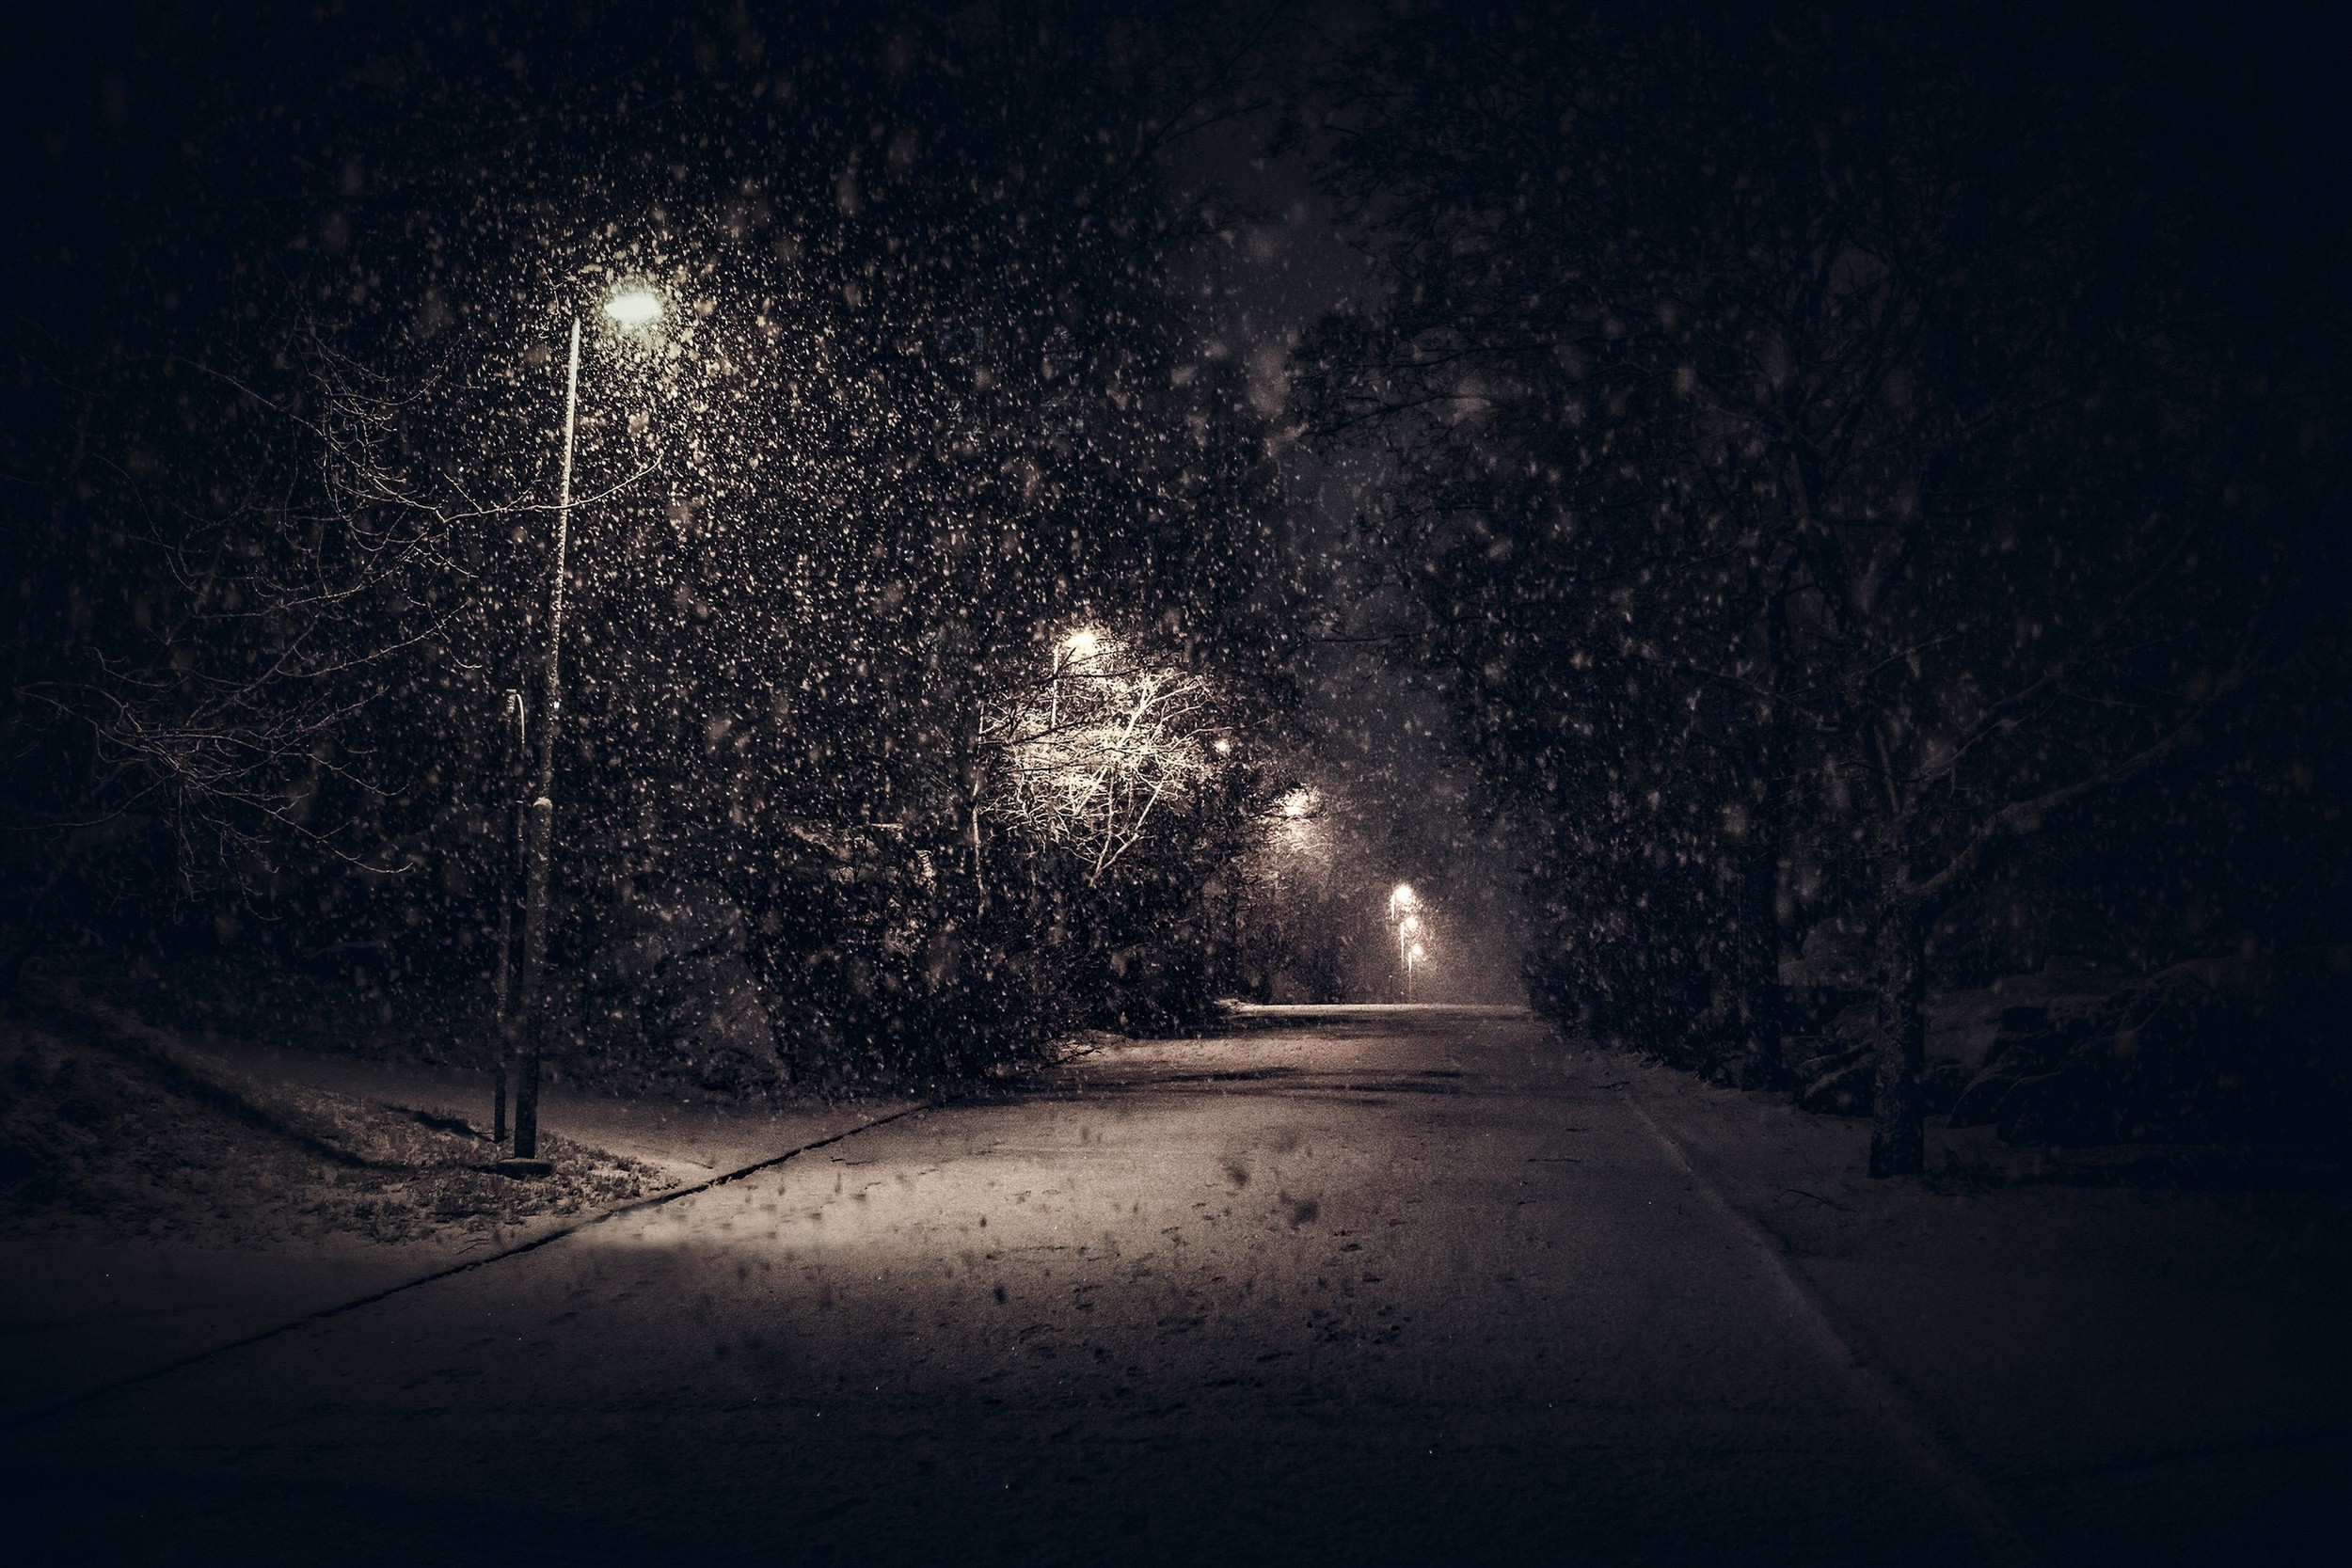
xmin=3 ymin=2 xmax=1302 ymax=1085
xmin=8 ymin=3 xmax=2347 ymax=1157
xmin=1293 ymin=4 xmax=2351 ymax=1170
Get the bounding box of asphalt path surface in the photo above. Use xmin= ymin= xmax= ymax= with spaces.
xmin=3 ymin=1007 xmax=2085 ymax=1563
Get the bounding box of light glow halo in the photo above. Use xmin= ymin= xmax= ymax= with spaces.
xmin=603 ymin=284 xmax=664 ymax=327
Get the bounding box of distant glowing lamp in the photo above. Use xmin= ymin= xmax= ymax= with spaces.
xmin=1063 ymin=628 xmax=1102 ymax=658
xmin=1400 ymin=912 xmax=1422 ymax=939
xmin=603 ymin=284 xmax=664 ymax=327
xmin=1390 ymin=882 xmax=1417 ymax=917
xmin=1214 ymin=737 xmax=1232 ymax=756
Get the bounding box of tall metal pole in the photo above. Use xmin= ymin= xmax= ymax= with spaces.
xmin=511 ymin=316 xmax=581 ymax=1163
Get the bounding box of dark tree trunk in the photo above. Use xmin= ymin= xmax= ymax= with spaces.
xmin=1 ymin=857 xmax=73 ymax=999
xmin=1867 ymin=900 xmax=1928 ymax=1178
xmin=1732 ymin=799 xmax=1784 ymax=1088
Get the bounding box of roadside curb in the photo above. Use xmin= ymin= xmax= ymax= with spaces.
xmin=1614 ymin=1074 xmax=2045 ymax=1568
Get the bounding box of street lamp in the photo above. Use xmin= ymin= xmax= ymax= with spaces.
xmin=603 ymin=284 xmax=663 ymax=327
xmin=504 ymin=280 xmax=665 ymax=1168
xmin=1049 ymin=626 xmax=1103 ymax=731
xmin=1397 ymin=911 xmax=1424 ymax=1003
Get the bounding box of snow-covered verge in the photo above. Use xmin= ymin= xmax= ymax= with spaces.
xmin=1615 ymin=1043 xmax=2351 ymax=1564
xmin=0 ymin=988 xmax=668 ymax=1249
xmin=34 ymin=907 xmax=1103 ymax=1107
xmin=1778 ymin=953 xmax=2351 ymax=1158
xmin=32 ymin=942 xmax=935 ymax=1108
xmin=31 ymin=949 xmax=492 ymax=1075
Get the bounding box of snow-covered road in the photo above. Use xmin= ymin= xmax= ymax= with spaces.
xmin=5 ymin=1006 xmax=2340 ymax=1565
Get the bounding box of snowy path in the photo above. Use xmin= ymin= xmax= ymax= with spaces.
xmin=3 ymin=1006 xmax=2340 ymax=1565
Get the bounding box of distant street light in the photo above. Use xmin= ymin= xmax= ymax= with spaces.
xmin=1398 ymin=911 xmax=1425 ymax=1001
xmin=1387 ymin=884 xmax=1426 ymax=1002
xmin=1049 ymin=626 xmax=1103 ymax=730
xmin=504 ymin=279 xmax=665 ymax=1168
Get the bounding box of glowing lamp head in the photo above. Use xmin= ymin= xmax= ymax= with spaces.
xmin=603 ymin=285 xmax=664 ymax=327
xmin=1062 ymin=628 xmax=1101 ymax=658
xmin=1390 ymin=882 xmax=1417 ymax=915
xmin=1215 ymin=737 xmax=1232 ymax=756
xmin=1408 ymin=942 xmax=1426 ymax=962
xmin=1400 ymin=913 xmax=1422 ymax=938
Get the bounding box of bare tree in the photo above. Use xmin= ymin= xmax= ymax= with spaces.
xmin=978 ymin=630 xmax=1234 ymax=883
xmin=2 ymin=332 xmax=568 ymax=987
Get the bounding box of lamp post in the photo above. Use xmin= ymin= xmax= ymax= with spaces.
xmin=1051 ymin=627 xmax=1099 ymax=731
xmin=504 ymin=282 xmax=662 ymax=1166
xmin=1398 ymin=911 xmax=1423 ymax=1003
xmin=1384 ymin=884 xmax=1420 ymax=1005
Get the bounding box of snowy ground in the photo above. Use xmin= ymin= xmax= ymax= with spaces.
xmin=0 ymin=999 xmax=662 ymax=1253
xmin=1 ymin=1005 xmax=2342 ymax=1565
xmin=0 ymin=989 xmax=925 ymax=1421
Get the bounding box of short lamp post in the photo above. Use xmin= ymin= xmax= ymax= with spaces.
xmin=1399 ymin=911 xmax=1423 ymax=1003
